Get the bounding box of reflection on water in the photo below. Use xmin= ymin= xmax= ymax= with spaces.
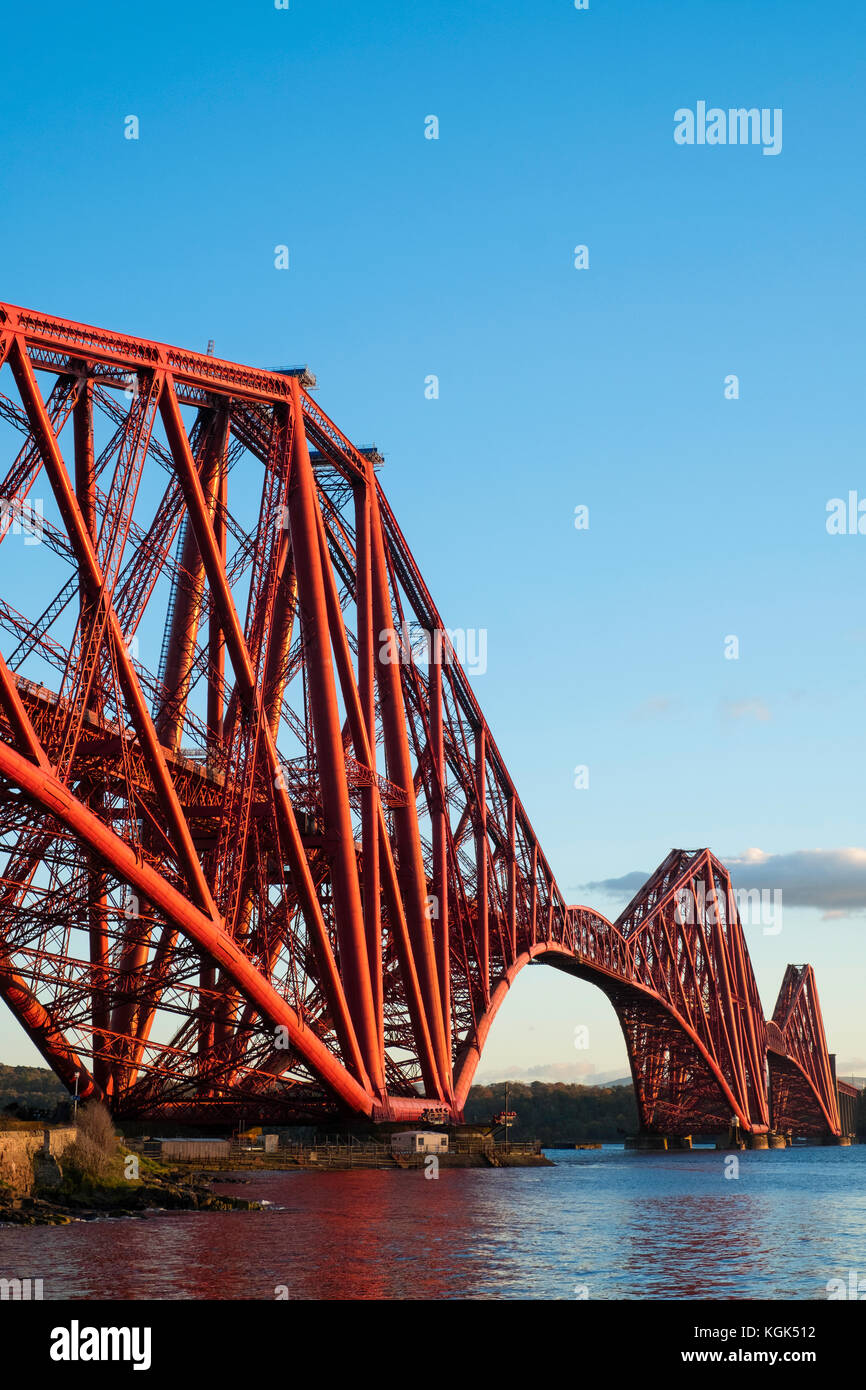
xmin=1 ymin=1147 xmax=864 ymax=1300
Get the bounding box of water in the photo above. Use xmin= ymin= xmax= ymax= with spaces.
xmin=2 ymin=1145 xmax=864 ymax=1300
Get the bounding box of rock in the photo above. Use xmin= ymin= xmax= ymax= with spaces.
xmin=34 ymin=1154 xmax=63 ymax=1189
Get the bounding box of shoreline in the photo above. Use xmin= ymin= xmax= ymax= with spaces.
xmin=0 ymin=1170 xmax=262 ymax=1226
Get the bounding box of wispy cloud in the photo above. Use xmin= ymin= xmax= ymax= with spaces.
xmin=721 ymin=698 xmax=771 ymax=723
xmin=628 ymin=696 xmax=676 ymax=722
xmin=475 ymin=1062 xmax=630 ymax=1086
xmin=582 ymin=869 xmax=648 ymax=903
xmin=725 ymin=847 xmax=866 ymax=915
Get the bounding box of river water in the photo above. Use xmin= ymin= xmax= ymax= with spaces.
xmin=2 ymin=1145 xmax=864 ymax=1300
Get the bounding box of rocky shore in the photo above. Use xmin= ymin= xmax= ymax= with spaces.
xmin=0 ymin=1167 xmax=261 ymax=1226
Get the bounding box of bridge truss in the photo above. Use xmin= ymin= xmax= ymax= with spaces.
xmin=0 ymin=303 xmax=848 ymax=1136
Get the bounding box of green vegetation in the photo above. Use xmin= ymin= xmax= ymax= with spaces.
xmin=0 ymin=1095 xmax=260 ymax=1222
xmin=62 ymin=1101 xmax=121 ymax=1185
xmin=2 ymin=1062 xmax=640 ymax=1143
xmin=0 ymin=1063 xmax=67 ymax=1117
xmin=465 ymin=1080 xmax=638 ymax=1144
xmin=4 ymin=1059 xmax=865 ymax=1146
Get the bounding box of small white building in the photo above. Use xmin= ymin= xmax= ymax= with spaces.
xmin=391 ymin=1131 xmax=449 ymax=1155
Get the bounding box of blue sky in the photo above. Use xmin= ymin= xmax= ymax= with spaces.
xmin=1 ymin=0 xmax=864 ymax=1081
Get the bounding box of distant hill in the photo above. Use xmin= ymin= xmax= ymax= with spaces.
xmin=15 ymin=1065 xmax=860 ymax=1143
xmin=0 ymin=1063 xmax=68 ymax=1115
xmin=465 ymin=1080 xmax=638 ymax=1144
xmin=2 ymin=1063 xmax=637 ymax=1140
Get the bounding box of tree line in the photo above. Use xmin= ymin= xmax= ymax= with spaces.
xmin=465 ymin=1081 xmax=638 ymax=1144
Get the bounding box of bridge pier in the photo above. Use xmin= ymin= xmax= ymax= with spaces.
xmin=821 ymin=1135 xmax=853 ymax=1146
xmin=624 ymin=1134 xmax=692 ymax=1151
xmin=715 ymin=1132 xmax=789 ymax=1150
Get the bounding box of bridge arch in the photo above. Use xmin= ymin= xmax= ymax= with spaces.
xmin=453 ymin=936 xmax=763 ymax=1135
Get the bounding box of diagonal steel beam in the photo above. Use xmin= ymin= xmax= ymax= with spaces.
xmin=9 ymin=340 xmax=220 ymax=923
xmin=157 ymin=375 xmax=372 ymax=1093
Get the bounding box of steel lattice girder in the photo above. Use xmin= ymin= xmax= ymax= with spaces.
xmin=0 ymin=303 xmax=844 ymax=1134
xmin=766 ymin=964 xmax=841 ymax=1134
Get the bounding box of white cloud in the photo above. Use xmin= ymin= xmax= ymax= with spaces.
xmin=724 ymin=847 xmax=866 ymax=915
xmin=587 ymin=848 xmax=866 ymax=917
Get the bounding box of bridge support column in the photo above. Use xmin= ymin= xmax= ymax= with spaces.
xmin=624 ymin=1134 xmax=692 ymax=1151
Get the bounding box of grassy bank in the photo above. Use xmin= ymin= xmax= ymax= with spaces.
xmin=0 ymin=1103 xmax=262 ymax=1225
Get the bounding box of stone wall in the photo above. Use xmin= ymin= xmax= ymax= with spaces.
xmin=0 ymin=1126 xmax=77 ymax=1196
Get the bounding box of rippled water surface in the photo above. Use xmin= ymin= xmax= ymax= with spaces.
xmin=2 ymin=1145 xmax=864 ymax=1300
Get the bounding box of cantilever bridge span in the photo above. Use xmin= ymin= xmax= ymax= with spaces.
xmin=0 ymin=304 xmax=850 ymax=1137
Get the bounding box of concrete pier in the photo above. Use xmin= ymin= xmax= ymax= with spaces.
xmin=624 ymin=1134 xmax=692 ymax=1151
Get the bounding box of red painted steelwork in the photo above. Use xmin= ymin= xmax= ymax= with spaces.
xmin=0 ymin=303 xmax=845 ymax=1134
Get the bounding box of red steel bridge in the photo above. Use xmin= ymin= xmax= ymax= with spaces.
xmin=0 ymin=303 xmax=854 ymax=1138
